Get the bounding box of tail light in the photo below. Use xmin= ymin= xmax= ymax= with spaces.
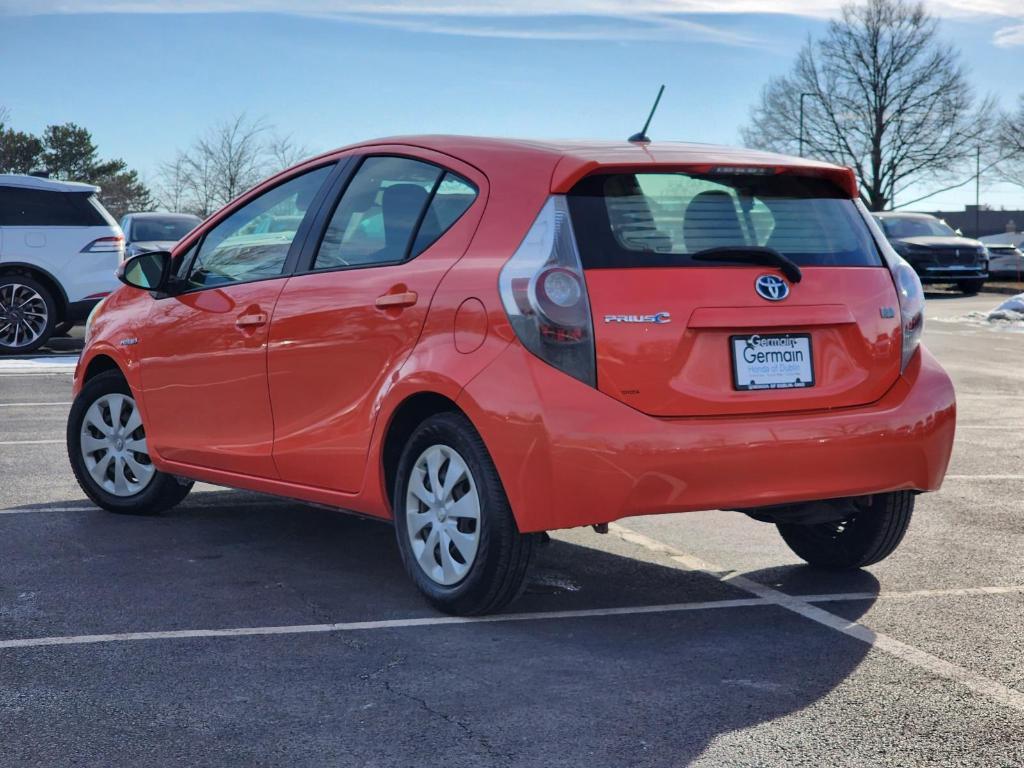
xmin=891 ymin=256 xmax=924 ymax=372
xmin=81 ymin=236 xmax=125 ymax=256
xmin=498 ymin=196 xmax=596 ymax=386
xmin=859 ymin=201 xmax=924 ymax=374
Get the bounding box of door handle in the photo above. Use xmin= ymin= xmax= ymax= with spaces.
xmin=375 ymin=291 xmax=418 ymax=309
xmin=235 ymin=312 xmax=268 ymax=328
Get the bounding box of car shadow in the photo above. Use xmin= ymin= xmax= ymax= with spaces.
xmin=3 ymin=489 xmax=881 ymax=765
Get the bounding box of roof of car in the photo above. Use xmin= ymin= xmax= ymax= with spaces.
xmin=124 ymin=211 xmax=202 ymax=221
xmin=872 ymin=211 xmax=938 ymax=220
xmin=0 ymin=174 xmax=99 ymax=193
xmin=980 ymin=232 xmax=1024 ymax=246
xmin=332 ymin=135 xmax=859 ymax=195
xmin=353 ymin=135 xmax=843 ymax=167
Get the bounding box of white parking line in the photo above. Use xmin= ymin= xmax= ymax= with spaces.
xmin=3 ymin=583 xmax=1024 ymax=653
xmin=0 ymin=439 xmax=64 ymax=446
xmin=0 ymin=402 xmax=71 ymax=408
xmin=805 ymin=585 xmax=1024 ymax=602
xmin=0 ymin=598 xmax=770 ymax=650
xmin=0 ymin=372 xmax=74 ymax=377
xmin=956 ymin=424 xmax=1021 ymax=430
xmin=946 ymin=474 xmax=1024 ymax=480
xmin=609 ymin=524 xmax=1024 ymax=714
xmin=0 ymin=498 xmax=316 ymax=515
xmin=0 ymin=506 xmax=90 ymax=515
xmin=954 ymin=397 xmax=1024 ymax=403
xmin=0 ymin=358 xmax=79 ymax=374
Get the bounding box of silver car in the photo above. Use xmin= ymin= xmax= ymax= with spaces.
xmin=120 ymin=212 xmax=202 ymax=260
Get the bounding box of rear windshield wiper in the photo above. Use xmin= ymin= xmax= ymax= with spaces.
xmin=690 ymin=246 xmax=802 ymax=283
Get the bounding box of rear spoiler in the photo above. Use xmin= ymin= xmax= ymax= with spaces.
xmin=551 ymin=161 xmax=859 ymax=200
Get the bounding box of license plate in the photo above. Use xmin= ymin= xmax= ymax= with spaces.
xmin=730 ymin=333 xmax=814 ymax=391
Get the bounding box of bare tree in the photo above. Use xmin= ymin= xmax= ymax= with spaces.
xmin=995 ymin=94 xmax=1024 ymax=190
xmin=196 ymin=113 xmax=268 ymax=207
xmin=741 ymin=0 xmax=994 ymax=210
xmin=267 ymin=133 xmax=311 ymax=173
xmin=181 ymin=149 xmax=220 ymax=218
xmin=157 ymin=113 xmax=319 ymax=215
xmin=154 ymin=153 xmax=191 ymax=214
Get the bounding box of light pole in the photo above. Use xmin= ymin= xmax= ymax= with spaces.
xmin=798 ymin=92 xmax=814 ymax=157
xmin=975 ymin=145 xmax=981 ymax=238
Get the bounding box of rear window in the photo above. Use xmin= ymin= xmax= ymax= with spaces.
xmin=0 ymin=187 xmax=112 ymax=227
xmin=129 ymin=217 xmax=199 ymax=242
xmin=567 ymin=172 xmax=881 ymax=269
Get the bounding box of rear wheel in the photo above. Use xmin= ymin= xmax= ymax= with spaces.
xmin=957 ymin=279 xmax=985 ymax=295
xmin=776 ymin=491 xmax=914 ymax=569
xmin=67 ymin=370 xmax=193 ymax=514
xmin=393 ymin=412 xmax=536 ymax=615
xmin=0 ymin=276 xmax=56 ymax=354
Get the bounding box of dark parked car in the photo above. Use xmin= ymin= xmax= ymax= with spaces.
xmin=120 ymin=212 xmax=202 ymax=259
xmin=872 ymin=212 xmax=988 ymax=294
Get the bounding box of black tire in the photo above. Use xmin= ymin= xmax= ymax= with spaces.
xmin=67 ymin=370 xmax=193 ymax=515
xmin=0 ymin=274 xmax=56 ymax=354
xmin=392 ymin=411 xmax=536 ymax=615
xmin=957 ymin=280 xmax=985 ymax=295
xmin=777 ymin=491 xmax=914 ymax=569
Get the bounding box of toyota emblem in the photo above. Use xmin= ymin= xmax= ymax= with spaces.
xmin=755 ymin=274 xmax=789 ymax=301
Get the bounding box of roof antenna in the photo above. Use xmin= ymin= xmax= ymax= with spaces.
xmin=628 ymin=84 xmax=665 ymax=144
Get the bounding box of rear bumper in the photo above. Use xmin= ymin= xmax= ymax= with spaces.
xmin=65 ymin=297 xmax=105 ymax=324
xmin=458 ymin=344 xmax=956 ymax=533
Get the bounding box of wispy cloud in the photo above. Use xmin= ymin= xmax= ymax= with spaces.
xmin=994 ymin=23 xmax=1024 ymax=47
xmin=304 ymin=10 xmax=758 ymax=46
xmin=1 ymin=0 xmax=1021 ymax=47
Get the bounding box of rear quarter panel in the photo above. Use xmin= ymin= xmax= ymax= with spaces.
xmin=359 ymin=149 xmax=559 ymax=514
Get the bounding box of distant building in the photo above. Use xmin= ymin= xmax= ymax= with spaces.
xmin=927 ymin=205 xmax=1023 ymax=240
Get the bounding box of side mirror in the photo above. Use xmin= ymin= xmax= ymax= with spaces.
xmin=118 ymin=250 xmax=172 ymax=291
xmin=954 ymin=228 xmax=964 ymax=237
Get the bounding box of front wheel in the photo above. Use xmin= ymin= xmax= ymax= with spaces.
xmin=776 ymin=491 xmax=914 ymax=569
xmin=393 ymin=412 xmax=536 ymax=615
xmin=67 ymin=370 xmax=193 ymax=514
xmin=957 ymin=279 xmax=985 ymax=295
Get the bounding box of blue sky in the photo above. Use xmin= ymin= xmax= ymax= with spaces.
xmin=1 ymin=1 xmax=1022 ymax=211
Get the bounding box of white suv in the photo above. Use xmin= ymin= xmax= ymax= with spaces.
xmin=0 ymin=174 xmax=124 ymax=353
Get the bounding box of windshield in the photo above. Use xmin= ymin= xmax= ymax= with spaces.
xmin=876 ymin=216 xmax=955 ymax=239
xmin=131 ymin=217 xmax=200 ymax=243
xmin=568 ymin=172 xmax=881 ymax=269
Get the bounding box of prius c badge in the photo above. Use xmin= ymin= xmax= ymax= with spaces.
xmin=604 ymin=312 xmax=672 ymax=324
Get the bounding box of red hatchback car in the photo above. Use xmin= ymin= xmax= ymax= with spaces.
xmin=68 ymin=136 xmax=956 ymax=614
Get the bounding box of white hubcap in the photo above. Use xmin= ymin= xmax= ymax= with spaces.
xmin=80 ymin=393 xmax=155 ymax=497
xmin=405 ymin=444 xmax=481 ymax=586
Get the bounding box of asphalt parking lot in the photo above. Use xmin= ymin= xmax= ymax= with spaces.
xmin=2 ymin=292 xmax=1023 ymax=766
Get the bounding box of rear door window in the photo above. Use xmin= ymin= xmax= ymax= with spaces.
xmin=0 ymin=187 xmax=111 ymax=227
xmin=312 ymin=156 xmax=477 ymax=271
xmin=568 ymin=172 xmax=881 ymax=269
xmin=410 ymin=173 xmax=477 ymax=257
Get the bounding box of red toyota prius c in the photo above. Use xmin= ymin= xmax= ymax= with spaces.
xmin=67 ymin=136 xmax=956 ymax=615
